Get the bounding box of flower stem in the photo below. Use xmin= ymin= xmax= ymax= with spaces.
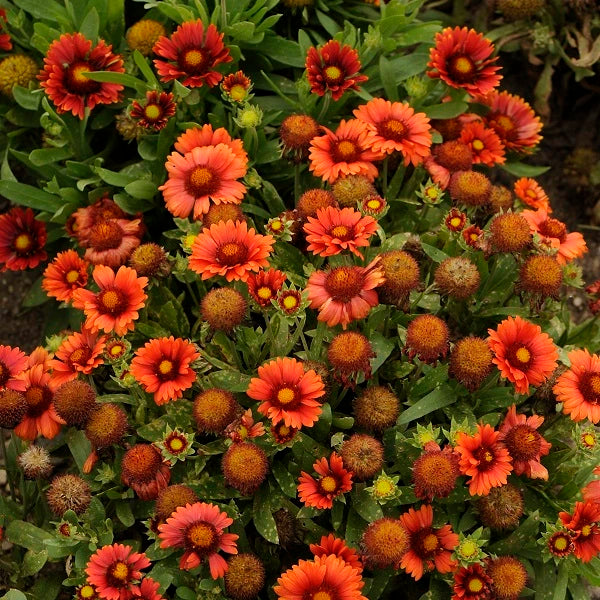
xmin=0 ymin=429 xmax=15 ymax=502
xmin=221 ymin=0 xmax=228 ymax=29
xmin=317 ymin=93 xmax=331 ymax=122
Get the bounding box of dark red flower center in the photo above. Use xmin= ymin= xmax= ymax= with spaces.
xmin=25 ymin=384 xmax=52 ymax=417
xmin=89 ymin=221 xmax=124 ymax=251
xmin=98 ymin=288 xmax=126 ymax=315
xmin=324 ymin=267 xmax=365 ymax=302
xmin=318 ymin=475 xmax=340 ymax=496
xmin=503 ymin=423 xmax=542 ymax=461
xmin=272 ymin=422 xmax=297 ymax=443
xmin=185 ymin=521 xmax=219 ymax=556
xmin=447 ymin=54 xmax=476 ymax=82
xmin=323 ymin=65 xmax=344 ymax=86
xmin=178 ymin=47 xmax=210 ymax=75
xmin=328 ymin=224 xmax=354 ymax=241
xmin=489 ymin=113 xmax=516 ymax=141
xmin=65 ymin=61 xmax=101 ymax=95
xmin=216 ymin=241 xmax=248 ymax=266
xmin=13 ymin=232 xmax=33 ymax=255
xmin=332 ymin=139 xmax=360 ymax=164
xmin=155 ymin=358 xmax=178 ymax=381
xmin=107 ymin=561 xmax=131 ymax=588
xmin=413 ymin=527 xmax=440 ymax=558
xmin=580 ymin=372 xmax=600 ymax=406
xmin=377 ymin=118 xmax=407 ymax=142
xmin=0 ymin=361 xmax=8 ymax=387
xmin=272 ymin=385 xmax=300 ymax=409
xmin=186 ymin=165 xmax=219 ymax=198
xmin=474 ymin=445 xmax=497 ymax=471
xmin=69 ymin=347 xmax=91 ymax=367
xmin=538 ymin=218 xmax=567 ymax=241
xmin=506 ymin=344 xmax=532 ymax=369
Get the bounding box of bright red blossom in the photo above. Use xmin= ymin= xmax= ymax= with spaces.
xmin=79 ymin=218 xmax=142 ymax=268
xmin=559 ymin=501 xmax=600 ymax=562
xmin=298 ymin=453 xmax=353 ymax=510
xmin=309 ymin=534 xmax=363 ymax=573
xmin=130 ymin=337 xmax=200 ymax=405
xmin=452 ymin=564 xmax=493 ymax=600
xmin=42 ymin=250 xmax=89 ymax=303
xmin=85 ymin=543 xmax=150 ymax=600
xmin=400 ymin=504 xmax=459 ymax=580
xmin=136 ymin=577 xmax=164 ymax=600
xmin=0 ymin=345 xmax=28 ymax=392
xmin=459 ymin=121 xmax=505 ymax=166
xmin=0 ymin=9 xmax=12 ymax=51
xmin=0 ymin=207 xmax=47 ymax=271
xmin=38 ymin=33 xmax=124 ymax=119
xmin=246 ymin=269 xmax=287 ymax=308
xmin=153 ymin=19 xmax=232 ymax=88
xmin=306 ymin=40 xmax=368 ymax=101
xmin=455 ymin=423 xmax=513 ymax=496
xmin=130 ymin=91 xmax=176 ymax=130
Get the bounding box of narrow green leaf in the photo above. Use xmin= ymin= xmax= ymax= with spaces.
xmin=133 ymin=50 xmax=159 ymax=86
xmin=398 ymin=385 xmax=456 ymax=425
xmin=29 ymin=147 xmax=73 ymax=166
xmin=116 ymin=502 xmax=135 ymax=527
xmin=5 ymin=521 xmax=53 ymax=552
xmin=502 ymin=162 xmax=550 ymax=178
xmin=426 ymin=101 xmax=468 ymax=119
xmin=253 ymin=487 xmax=279 ymax=543
xmin=378 ymin=55 xmax=399 ymax=102
xmin=82 ymin=71 xmax=149 ymax=94
xmin=0 ymin=181 xmax=62 ymax=212
xmin=22 ymin=549 xmax=48 ymax=577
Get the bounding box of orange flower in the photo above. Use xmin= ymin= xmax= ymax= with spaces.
xmin=305 ymin=40 xmax=368 ymax=101
xmin=554 ymin=349 xmax=600 ymax=423
xmin=79 ymin=218 xmax=142 ymax=268
xmin=481 ymin=90 xmax=542 ymax=152
xmin=0 ymin=345 xmax=28 ymax=392
xmin=225 ymin=408 xmax=265 ymax=442
xmin=153 ymin=19 xmax=232 ymax=88
xmin=583 ymin=467 xmax=600 ymax=504
xmin=72 ymin=265 xmax=148 ymax=336
xmin=353 ymin=98 xmax=432 ymax=165
xmin=488 ymin=316 xmax=558 ymax=395
xmin=246 ymin=357 xmax=325 ymax=428
xmin=306 ymin=258 xmax=385 ymax=329
xmin=246 ymin=269 xmax=287 ymax=308
xmin=452 ymin=564 xmax=493 ymax=600
xmin=14 ymin=365 xmax=64 ymax=441
xmin=459 ymin=121 xmax=505 ymax=166
xmin=303 ymin=206 xmax=377 ymax=259
xmin=42 ymin=250 xmax=89 ymax=303
xmin=71 ymin=197 xmax=131 ymax=239
xmin=522 ymin=209 xmax=587 ymax=264
xmin=298 ymin=452 xmax=353 ymax=509
xmin=309 ymin=534 xmax=363 ymax=573
xmin=559 ymin=501 xmax=600 ymax=562
xmin=174 ymin=124 xmax=248 ymax=164
xmin=275 ymin=554 xmax=366 ymax=600
xmin=130 ymin=337 xmax=200 ymax=405
xmin=455 ymin=423 xmax=513 ymax=496
xmin=309 ymin=119 xmax=381 ymax=184
xmin=49 ymin=328 xmax=107 ymax=387
xmin=514 ymin=178 xmax=551 ymax=212
xmin=427 ymin=27 xmax=502 ymax=96
xmin=0 ymin=207 xmax=47 ymax=271
xmin=399 ymin=504 xmax=459 ymax=580
xmin=189 ymin=220 xmax=274 ymax=282
xmin=38 ymin=33 xmax=124 ymax=119
xmin=498 ymin=404 xmax=551 ymax=479
xmin=160 ymin=144 xmax=248 ymax=220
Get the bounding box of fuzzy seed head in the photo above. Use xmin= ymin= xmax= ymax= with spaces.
xmin=340 ymin=434 xmax=384 ymax=481
xmin=201 ymin=288 xmax=247 ymax=332
xmin=378 ymin=250 xmax=420 ymax=305
xmin=0 ymin=389 xmax=27 ymax=428
xmin=406 ymin=315 xmax=449 ymax=363
xmin=353 ymin=386 xmax=400 ymax=433
xmin=433 ymin=141 xmax=472 ymax=172
xmin=18 ymin=445 xmax=53 ymax=479
xmin=155 ymin=484 xmax=199 ymax=520
xmin=224 ymin=553 xmax=266 ymax=600
xmin=487 ymin=556 xmax=528 ymax=599
xmin=478 ymin=484 xmax=524 ymax=529
xmin=450 ymin=337 xmax=493 ymax=390
xmin=85 ymin=403 xmax=128 ymax=448
xmin=331 ymin=175 xmax=377 ymax=208
xmin=435 ymin=257 xmax=480 ymax=299
xmin=222 ymin=442 xmax=268 ymax=495
xmin=193 ymin=388 xmax=239 ymax=433
xmin=519 ymin=255 xmax=563 ymax=297
xmin=297 ymin=189 xmax=337 ymax=218
xmin=53 ymin=380 xmax=96 ymax=427
xmin=47 ymin=474 xmax=91 ymax=516
xmin=490 ymin=213 xmax=532 ymax=253
xmin=449 ymin=170 xmax=492 ymax=207
xmin=361 ymin=518 xmax=410 ymax=568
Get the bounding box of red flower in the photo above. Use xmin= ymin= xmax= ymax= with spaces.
xmin=559 ymin=501 xmax=600 ymax=562
xmin=298 ymin=452 xmax=353 ymax=509
xmin=498 ymin=404 xmax=551 ymax=479
xmin=303 ymin=206 xmax=378 ymax=259
xmin=85 ymin=543 xmax=150 ymax=600
xmin=247 ymin=357 xmax=325 ymax=429
xmin=306 ymin=40 xmax=368 ymax=101
xmin=455 ymin=423 xmax=513 ymax=496
xmin=459 ymin=121 xmax=505 ymax=166
xmin=0 ymin=9 xmax=12 ymax=51
xmin=136 ymin=577 xmax=164 ymax=600
xmin=0 ymin=345 xmax=28 ymax=392
xmin=153 ymin=19 xmax=232 ymax=88
xmin=400 ymin=505 xmax=458 ymax=580
xmin=453 ymin=564 xmax=493 ymax=600
xmin=72 ymin=265 xmax=148 ymax=336
xmin=310 ymin=534 xmax=363 ymax=573
xmin=225 ymin=408 xmax=265 ymax=442
xmin=488 ymin=316 xmax=558 ymax=395
xmin=130 ymin=337 xmax=200 ymax=405
xmin=247 ymin=269 xmax=287 ymax=308
xmin=514 ymin=178 xmax=551 ymax=211
xmin=0 ymin=207 xmax=47 ymax=271
xmin=49 ymin=328 xmax=106 ymax=387
xmin=38 ymin=33 xmax=124 ymax=119
xmin=158 ymin=502 xmax=238 ymax=576
xmin=130 ymin=91 xmax=176 ymax=130
xmin=427 ymin=27 xmax=502 ymax=96
xmin=79 ymin=218 xmax=142 ymax=268
xmin=42 ymin=250 xmax=89 ymax=303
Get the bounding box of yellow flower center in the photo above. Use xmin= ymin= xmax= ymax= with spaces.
xmin=497 ymin=115 xmax=515 ymax=132
xmin=66 ymin=269 xmax=80 ymax=283
xmin=367 ymin=198 xmax=382 ymax=210
xmin=71 ymin=64 xmax=90 ymax=84
xmin=583 ymin=433 xmax=596 ymax=447
xmin=169 ymin=437 xmax=184 ymax=451
xmin=278 ymin=425 xmax=290 ymax=436
xmin=554 ymin=536 xmax=568 ymax=551
xmin=453 ymin=56 xmax=473 ymax=74
xmin=320 ymin=476 xmax=337 ymax=492
xmin=282 ymin=294 xmax=299 ymax=310
xmin=483 ymin=451 xmax=493 ymax=463
xmin=331 ymin=225 xmax=349 ymax=239
xmin=515 ymin=347 xmax=531 ymax=364
xmin=229 ymin=84 xmax=247 ymax=101
xmin=14 ymin=233 xmax=31 ymax=251
xmin=79 ymin=585 xmax=96 ymax=598
xmin=277 ymin=387 xmax=295 ymax=404
xmin=189 ymin=166 xmax=214 ymax=189
xmin=158 ymin=360 xmax=173 ymax=375
xmin=313 ymin=592 xmax=332 ymax=600
xmin=324 ymin=65 xmax=342 ymax=81
xmin=468 ymin=578 xmax=484 ymax=593
xmin=110 ymin=344 xmax=125 ymax=356
xmin=238 ymin=425 xmax=248 ymax=439
xmin=101 ymin=290 xmax=120 ymax=311
xmin=70 ymin=349 xmax=86 ymax=364
xmin=582 ymin=525 xmax=592 ymax=537
xmin=526 ymin=189 xmax=537 ymax=198
xmin=460 ymin=540 xmax=477 ymax=557
xmin=144 ymin=104 xmax=161 ymax=120
xmin=423 ymin=533 xmax=439 ymax=552
xmin=220 ymin=242 xmax=242 ymax=258
xmin=450 ymin=217 xmax=462 ymax=228
xmin=472 ymin=139 xmax=484 ymax=151
xmin=375 ymin=479 xmax=393 ymax=495
xmin=336 ymin=140 xmax=357 ymax=160
xmin=270 ymin=219 xmax=283 ymax=231
xmin=589 ymin=374 xmax=600 ymax=395
xmin=184 ymin=49 xmax=205 ymax=67
xmin=111 ymin=562 xmax=129 ymax=581
xmin=257 ymin=286 xmax=272 ymax=300
xmin=183 ymin=233 xmax=197 ymax=249
xmin=187 ymin=522 xmax=215 ymax=548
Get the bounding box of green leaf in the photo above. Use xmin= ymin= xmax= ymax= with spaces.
xmin=21 ymin=549 xmax=48 ymax=577
xmin=255 ymin=36 xmax=304 ymax=67
xmin=206 ymin=370 xmax=251 ymax=392
xmin=420 ymin=242 xmax=450 ymax=263
xmin=83 ymin=71 xmax=149 ymax=95
xmin=133 ymin=50 xmax=159 ymax=86
xmin=378 ymin=55 xmax=399 ymax=102
xmin=271 ymin=461 xmax=297 ymax=498
xmin=79 ymin=7 xmax=99 ymax=41
xmin=13 ymin=0 xmax=70 ymax=23
xmin=351 ymin=488 xmax=383 ymax=522
xmin=116 ymin=501 xmax=135 ymax=527
xmin=65 ymin=429 xmax=92 ymax=472
xmin=1 ymin=591 xmax=27 ymax=600
xmin=426 ymin=101 xmax=469 ymax=119
xmin=12 ymin=86 xmax=41 ymax=111
xmin=23 ymin=276 xmax=49 ymax=308
xmin=398 ymin=385 xmax=456 ymax=425
xmin=29 ymin=147 xmax=73 ymax=166
xmin=5 ymin=521 xmax=53 ymax=552
xmin=124 ymin=179 xmax=158 ymax=200
xmin=316 ymin=10 xmax=341 ymax=36
xmin=0 ymin=181 xmax=62 ymax=212
xmin=94 ymin=167 xmax=137 ymax=187
xmin=501 ymin=162 xmax=550 ymax=178
xmin=253 ymin=486 xmax=279 ymax=544
xmin=553 ymin=563 xmax=569 ymax=600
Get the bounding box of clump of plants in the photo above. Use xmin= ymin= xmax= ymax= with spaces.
xmin=0 ymin=1 xmax=599 ymax=599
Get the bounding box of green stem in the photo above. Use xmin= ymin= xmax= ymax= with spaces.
xmin=221 ymin=0 xmax=227 ymax=29
xmin=296 ymin=317 xmax=310 ymax=354
xmin=0 ymin=429 xmax=15 ymax=502
xmin=317 ymin=93 xmax=331 ymax=122
xmin=186 ymin=282 xmax=200 ymax=307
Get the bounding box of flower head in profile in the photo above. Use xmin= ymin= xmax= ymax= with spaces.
xmin=247 ymin=357 xmax=325 ymax=428
xmin=85 ymin=543 xmax=150 ymax=600
xmin=309 ymin=119 xmax=381 ymax=184
xmin=153 ymin=19 xmax=232 ymax=88
xmin=72 ymin=265 xmax=148 ymax=336
xmin=303 ymin=206 xmax=378 ymax=259
xmin=559 ymin=501 xmax=600 ymax=562
xmin=427 ymin=27 xmax=501 ymax=95
xmin=498 ymin=404 xmax=551 ymax=479
xmin=130 ymin=337 xmax=200 ymax=405
xmin=488 ymin=316 xmax=558 ymax=395
xmin=307 ymin=258 xmax=385 ymax=328
xmin=400 ymin=504 xmax=459 ymax=580
xmin=353 ymin=98 xmax=432 ymax=165
xmin=158 ymin=502 xmax=239 ymax=576
xmin=309 ymin=534 xmax=363 ymax=573
xmin=0 ymin=207 xmax=47 ymax=271
xmin=42 ymin=250 xmax=89 ymax=303
xmin=0 ymin=345 xmax=28 ymax=392
xmin=189 ymin=220 xmax=273 ymax=282
xmin=38 ymin=33 xmax=124 ymax=119
xmin=514 ymin=178 xmax=551 ymax=211
xmin=455 ymin=423 xmax=513 ymax=496
xmin=306 ymin=40 xmax=368 ymax=100
xmin=298 ymin=452 xmax=353 ymax=510
xmin=130 ymin=90 xmax=176 ymax=130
